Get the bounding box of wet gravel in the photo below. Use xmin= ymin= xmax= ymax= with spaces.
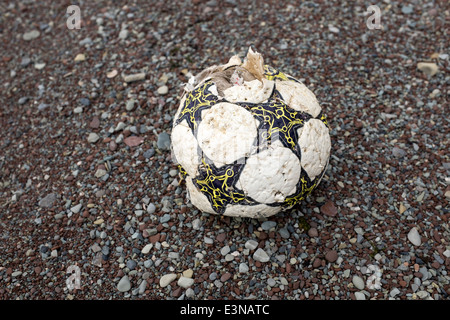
xmin=0 ymin=0 xmax=449 ymax=300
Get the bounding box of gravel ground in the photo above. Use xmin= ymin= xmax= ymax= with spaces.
xmin=0 ymin=0 xmax=449 ymax=301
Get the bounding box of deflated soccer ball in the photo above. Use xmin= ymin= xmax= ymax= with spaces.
xmin=171 ymin=47 xmax=331 ymax=218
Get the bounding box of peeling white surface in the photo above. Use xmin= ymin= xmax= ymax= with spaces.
xmin=223 ymin=79 xmax=274 ymax=104
xmin=197 ymin=102 xmax=257 ymax=166
xmin=221 ymin=55 xmax=242 ymax=70
xmin=208 ymin=83 xmax=219 ymax=97
xmin=171 ymin=120 xmax=199 ymax=177
xmin=239 ymin=143 xmax=301 ymax=204
xmin=186 ymin=177 xmax=215 ymax=214
xmin=297 ymin=119 xmax=331 ymax=180
xmin=275 ymin=80 xmax=321 ymax=117
xmin=224 ymin=203 xmax=280 ymax=218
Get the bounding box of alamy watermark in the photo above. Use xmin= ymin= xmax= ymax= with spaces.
xmin=66 ymin=5 xmax=81 ymax=29
xmin=66 ymin=265 xmax=81 ymax=291
xmin=366 ymin=5 xmax=382 ymax=30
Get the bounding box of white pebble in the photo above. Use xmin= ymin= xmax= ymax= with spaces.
xmin=157 ymin=85 xmax=169 ymax=95
xmin=244 ymin=239 xmax=258 ymax=251
xmin=159 ymin=273 xmax=177 ymax=288
xmin=141 ymin=244 xmax=153 ymax=254
xmin=355 ymin=292 xmax=366 ymax=300
xmin=239 ymin=263 xmax=249 ymax=273
xmin=407 ymin=227 xmax=421 ymax=246
xmin=74 ymin=106 xmax=83 ymax=114
xmin=87 ymin=132 xmax=100 ymax=143
xmin=352 ymin=275 xmax=365 ymax=290
xmin=253 ymin=248 xmax=270 ymax=263
xmin=177 ymin=276 xmax=194 ymax=289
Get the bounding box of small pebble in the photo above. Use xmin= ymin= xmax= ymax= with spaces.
xmin=244 ymin=240 xmax=258 ymax=250
xmin=178 ymin=276 xmax=194 ymax=289
xmin=157 ymin=132 xmax=171 ymax=150
xmin=74 ymin=53 xmax=86 ymax=62
xmin=119 ymin=29 xmax=129 ymax=40
xmin=354 ymin=292 xmax=365 ymax=300
xmin=417 ymin=62 xmax=438 ymax=77
xmin=239 ymin=263 xmax=249 ymax=273
xmin=126 ymin=99 xmax=135 ymax=111
xmin=352 ymin=275 xmax=365 ymax=290
xmin=408 ymin=227 xmax=421 ymax=246
xmin=157 ymin=85 xmax=169 ymax=95
xmin=261 ymin=221 xmax=276 ymax=230
xmin=253 ymin=248 xmax=270 ymax=263
xmin=87 ymin=133 xmax=99 ymax=143
xmin=23 ymin=30 xmax=40 ymax=41
xmin=123 ymin=73 xmax=146 ymax=83
xmin=159 ymin=273 xmax=177 ymax=288
xmin=117 ymin=276 xmax=131 ymax=292
xmin=325 ymin=250 xmax=338 ymax=263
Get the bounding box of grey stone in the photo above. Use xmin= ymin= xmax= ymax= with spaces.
xmin=143 ymin=148 xmax=155 ymax=159
xmin=253 ymin=248 xmax=270 ymax=263
xmin=239 ymin=263 xmax=249 ymax=273
xmin=157 ymin=85 xmax=169 ymax=95
xmin=126 ymin=260 xmax=137 ymax=270
xmin=390 ymin=287 xmax=400 ymax=297
xmin=352 ymin=275 xmax=365 ymax=290
xmin=355 ymin=292 xmax=366 ymax=300
xmin=146 ymin=203 xmax=156 ymax=214
xmin=138 ymin=280 xmax=147 ymax=294
xmin=18 ymin=97 xmax=29 ymax=105
xmin=39 ymin=193 xmax=57 ymax=208
xmin=87 ymin=132 xmax=100 ymax=143
xmin=261 ymin=221 xmax=276 ymax=231
xmin=23 ymin=30 xmax=40 ymax=41
xmin=160 ymin=213 xmax=171 ymax=223
xmin=209 ymin=272 xmax=217 ymax=281
xmin=159 ymin=273 xmax=177 ymax=287
xmin=185 ymin=288 xmax=195 ymax=298
xmin=192 ymin=218 xmax=202 ymax=230
xmin=407 ymin=227 xmax=421 ymax=246
xmin=224 ymin=254 xmax=234 ymax=262
xmin=79 ymin=98 xmax=90 ymax=106
xmin=168 ymin=252 xmax=179 ymax=260
xmin=220 ymin=246 xmax=231 ymax=256
xmin=91 ymin=243 xmax=101 ymax=253
xmin=157 ymin=132 xmax=171 ymax=150
xmin=11 ymin=271 xmax=22 ymax=277
xmin=38 ymin=103 xmax=49 ymax=111
xmin=123 ymin=73 xmax=146 ymax=83
xmin=178 ymin=276 xmax=194 ymax=288
xmin=73 ymin=106 xmax=83 ymax=114
xmin=278 ymin=228 xmax=290 ymax=239
xmin=70 ymin=203 xmax=82 ymax=214
xmin=117 ymin=276 xmax=131 ymax=292
xmin=21 ymin=57 xmax=32 ymax=67
xmin=119 ymin=29 xmax=129 ymax=40
xmin=401 ymin=5 xmax=413 ymax=14
xmin=245 ymin=239 xmax=258 ymax=251
xmin=392 ymin=147 xmax=406 ymax=158
xmin=126 ymin=99 xmax=135 ymax=111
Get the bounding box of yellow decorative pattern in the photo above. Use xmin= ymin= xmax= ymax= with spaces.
xmin=193 ymin=158 xmax=249 ymax=213
xmin=283 ymin=173 xmax=320 ymax=207
xmin=264 ymin=65 xmax=289 ymax=81
xmin=238 ymin=92 xmax=311 ymax=157
xmin=175 ymin=81 xmax=220 ymax=133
